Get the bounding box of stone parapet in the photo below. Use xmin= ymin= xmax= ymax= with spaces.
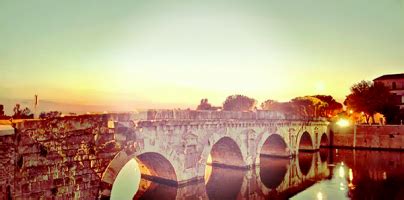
xmin=332 ymin=125 xmax=404 ymax=150
xmin=146 ymin=109 xmax=327 ymax=121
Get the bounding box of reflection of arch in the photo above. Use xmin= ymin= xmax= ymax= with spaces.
xmin=299 ymin=132 xmax=313 ymax=151
xmin=100 ymin=151 xmax=178 ymax=199
xmin=133 ymin=179 xmax=177 ymax=200
xmin=259 ymin=157 xmax=289 ymax=189
xmin=260 ymin=134 xmax=289 ymax=158
xmin=319 ymin=133 xmax=329 ymax=147
xmin=298 ymin=152 xmax=314 ymax=176
xmin=205 ymin=166 xmax=245 ymax=199
xmin=319 ymin=148 xmax=329 ymax=163
xmin=209 ymin=137 xmax=245 ymax=168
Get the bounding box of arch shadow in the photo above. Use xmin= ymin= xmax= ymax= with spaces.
xmin=208 ymin=136 xmax=246 ymax=169
xmin=260 ymin=134 xmax=290 ymax=158
xmin=299 ymin=132 xmax=314 ymax=152
xmin=319 ymin=133 xmax=329 ymax=147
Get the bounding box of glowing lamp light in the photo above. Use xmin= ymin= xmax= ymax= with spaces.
xmin=349 ymin=168 xmax=353 ymax=181
xmin=317 ymin=192 xmax=323 ymax=200
xmin=336 ymin=119 xmax=350 ymax=127
xmin=339 ymin=165 xmax=345 ymax=178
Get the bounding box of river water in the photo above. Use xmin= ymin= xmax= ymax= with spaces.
xmin=111 ymin=149 xmax=404 ymax=199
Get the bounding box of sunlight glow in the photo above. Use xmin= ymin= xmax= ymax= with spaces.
xmin=339 ymin=165 xmax=345 ymax=178
xmin=111 ymin=159 xmax=141 ymax=200
xmin=205 ymin=154 xmax=213 ymax=184
xmin=336 ymin=119 xmax=350 ymax=127
xmin=348 ymin=169 xmax=353 ymax=181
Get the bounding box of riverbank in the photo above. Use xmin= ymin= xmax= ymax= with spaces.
xmin=331 ymin=124 xmax=404 ymax=150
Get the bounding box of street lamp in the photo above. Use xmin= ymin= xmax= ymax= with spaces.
xmin=336 ymin=118 xmax=350 ymax=127
xmin=336 ymin=118 xmax=356 ymax=148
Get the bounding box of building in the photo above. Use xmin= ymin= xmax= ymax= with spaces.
xmin=373 ymin=73 xmax=404 ymax=109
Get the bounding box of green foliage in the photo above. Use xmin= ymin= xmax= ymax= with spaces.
xmin=312 ymin=95 xmax=343 ymax=116
xmin=39 ymin=111 xmax=62 ymax=119
xmin=344 ymin=80 xmax=396 ymax=124
xmin=0 ymin=104 xmax=4 ymax=116
xmin=223 ymin=95 xmax=257 ymax=111
xmin=291 ymin=96 xmax=328 ymax=118
xmin=197 ymin=99 xmax=212 ymax=110
xmin=12 ymin=104 xmax=33 ymax=119
xmin=261 ymin=95 xmax=342 ymax=119
xmin=260 ymin=99 xmax=276 ymax=110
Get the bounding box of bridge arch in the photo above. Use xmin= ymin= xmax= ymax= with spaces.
xmin=298 ymin=131 xmax=314 ymax=151
xmin=208 ymin=136 xmax=246 ymax=168
xmin=255 ymin=132 xmax=291 ymax=165
xmin=197 ymin=131 xmax=249 ymax=179
xmin=99 ymin=150 xmax=179 ymax=199
xmin=319 ymin=133 xmax=329 ymax=147
xmin=260 ymin=134 xmax=290 ymax=158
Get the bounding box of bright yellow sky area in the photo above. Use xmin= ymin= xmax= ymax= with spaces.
xmin=1 ymin=1 xmax=403 ymax=110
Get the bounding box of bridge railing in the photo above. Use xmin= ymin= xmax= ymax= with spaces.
xmin=146 ymin=109 xmax=296 ymax=121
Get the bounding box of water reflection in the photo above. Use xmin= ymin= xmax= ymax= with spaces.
xmin=113 ymin=150 xmax=404 ymax=199
xmin=298 ymin=152 xmax=314 ymax=176
xmin=319 ymin=148 xmax=329 ymax=163
xmin=292 ymin=149 xmax=404 ymax=200
xmin=205 ymin=166 xmax=246 ymax=199
xmin=259 ymin=156 xmax=289 ymax=189
xmin=133 ymin=179 xmax=177 ymax=200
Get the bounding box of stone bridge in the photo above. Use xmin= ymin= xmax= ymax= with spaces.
xmin=133 ymin=150 xmax=331 ymax=199
xmin=0 ymin=110 xmax=330 ymax=199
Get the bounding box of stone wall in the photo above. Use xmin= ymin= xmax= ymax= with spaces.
xmin=0 ymin=114 xmax=131 ymax=199
xmin=332 ymin=125 xmax=404 ymax=150
xmin=0 ymin=133 xmax=15 ymax=199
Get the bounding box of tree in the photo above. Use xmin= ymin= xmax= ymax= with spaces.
xmin=197 ymin=99 xmax=213 ymax=110
xmin=344 ymin=81 xmax=393 ymax=124
xmin=261 ymin=100 xmax=295 ymax=116
xmin=13 ymin=104 xmax=22 ymax=118
xmin=196 ymin=99 xmax=221 ymax=110
xmin=39 ymin=111 xmax=62 ymax=119
xmin=12 ymin=104 xmax=33 ymax=119
xmin=0 ymin=104 xmax=4 ymax=116
xmin=290 ymin=96 xmax=327 ymax=118
xmin=223 ymin=95 xmax=257 ymax=111
xmin=312 ymin=95 xmax=343 ymax=116
xmin=260 ymin=99 xmax=277 ymax=110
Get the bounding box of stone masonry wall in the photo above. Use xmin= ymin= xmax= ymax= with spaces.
xmin=0 ymin=134 xmax=15 ymax=200
xmin=0 ymin=114 xmax=131 ymax=199
xmin=332 ymin=125 xmax=404 ymax=150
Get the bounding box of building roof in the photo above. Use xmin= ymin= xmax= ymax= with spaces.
xmin=373 ymin=73 xmax=404 ymax=81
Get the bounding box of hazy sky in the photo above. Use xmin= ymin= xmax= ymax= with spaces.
xmin=1 ymin=0 xmax=403 ymax=108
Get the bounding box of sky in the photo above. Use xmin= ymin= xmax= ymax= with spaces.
xmin=1 ymin=0 xmax=403 ymax=110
